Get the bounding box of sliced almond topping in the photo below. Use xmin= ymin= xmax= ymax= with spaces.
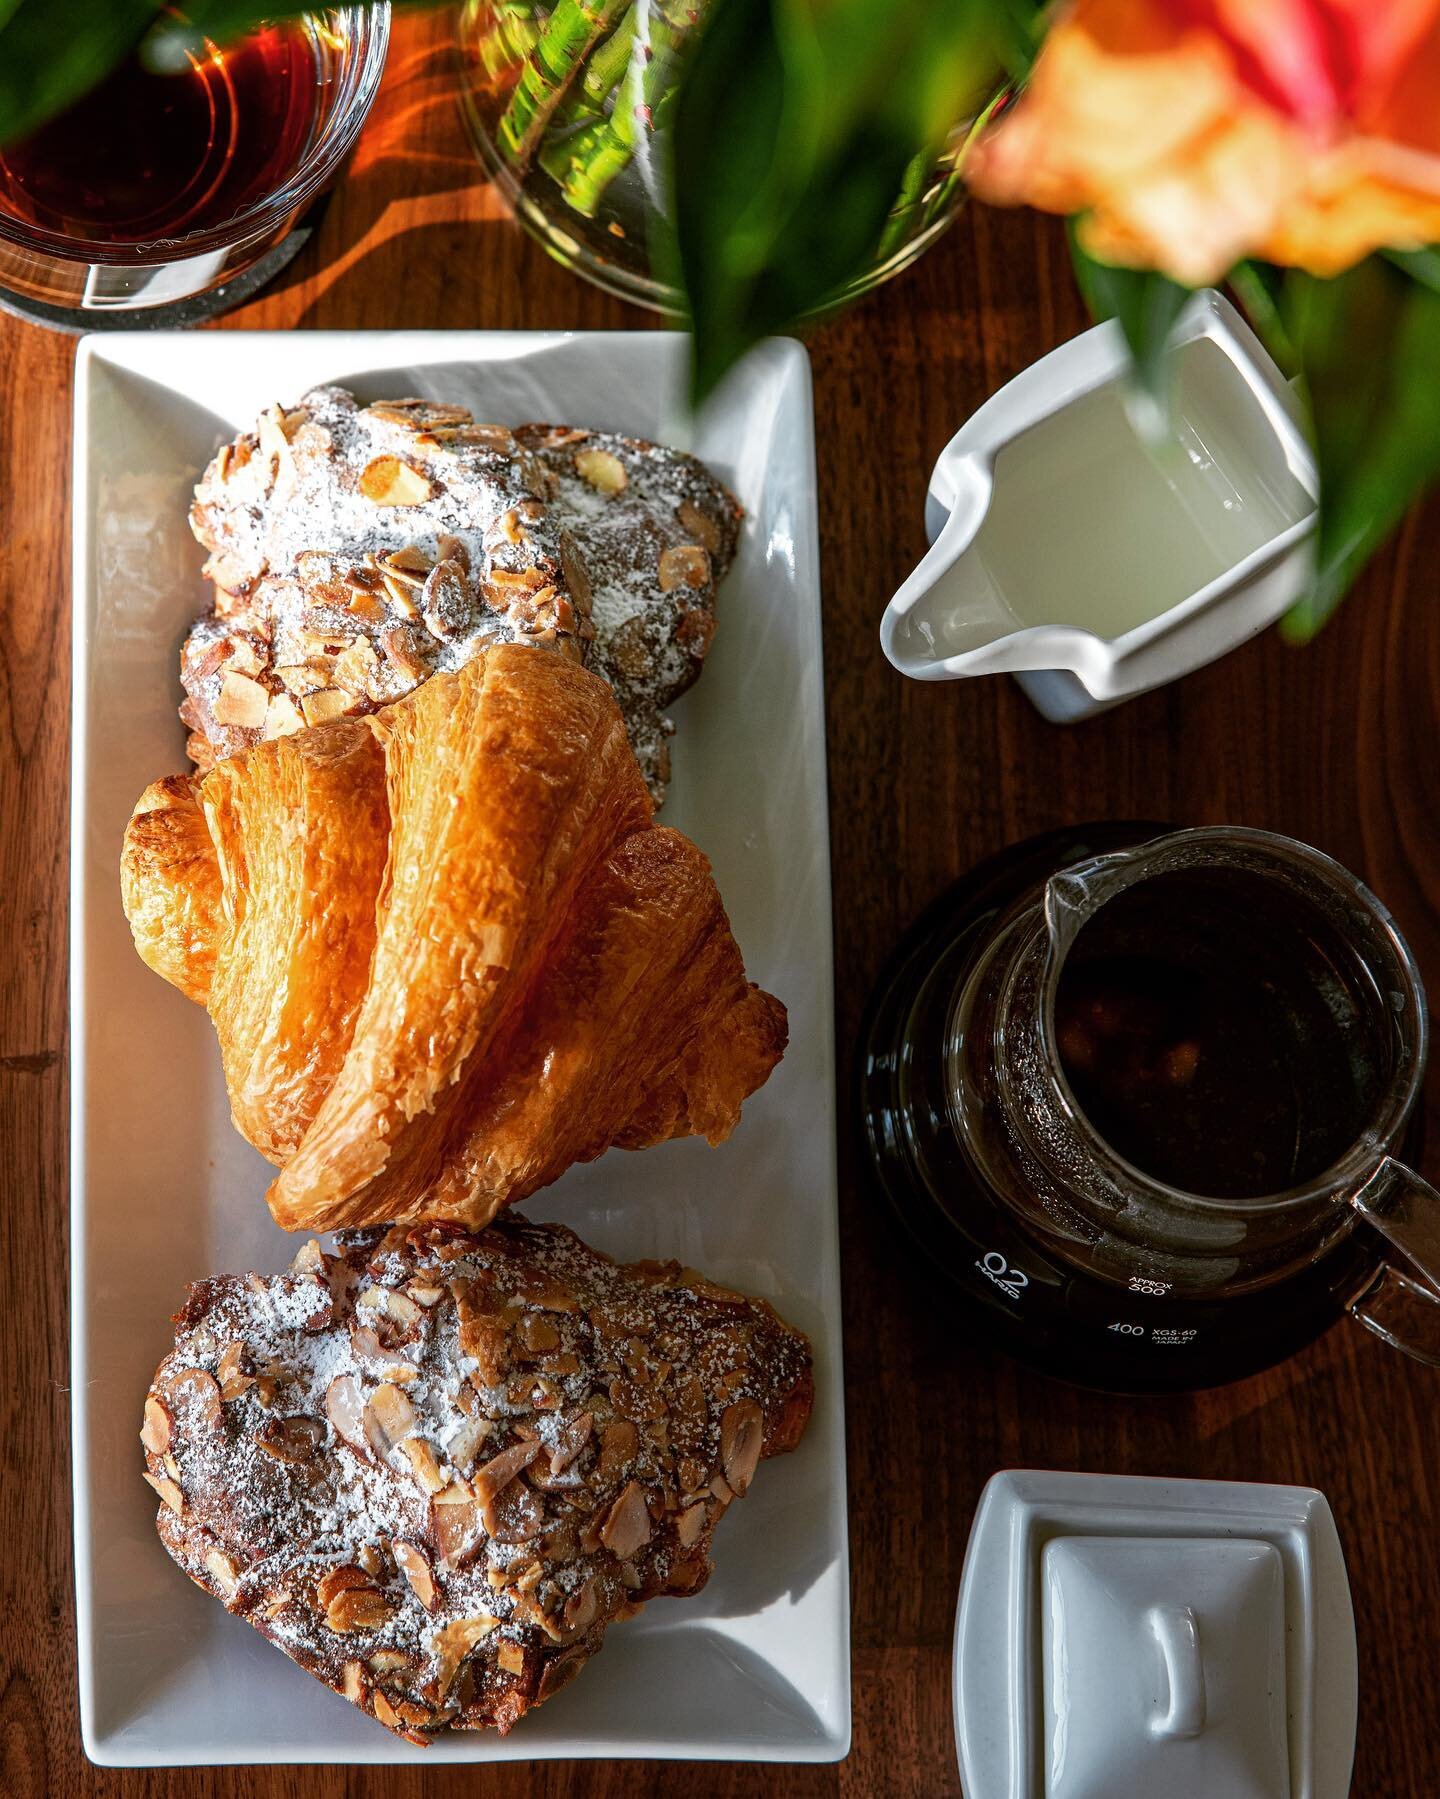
xmin=677 ymin=498 xmax=723 ymax=555
xmin=596 ymin=1419 xmax=638 ymax=1484
xmin=372 ymin=1688 xmax=401 ymax=1731
xmin=140 ymin=1396 xmax=171 ymax=1454
xmin=359 ymin=455 xmax=434 ymax=506
xmin=378 ymin=624 xmax=433 ymax=685
xmin=394 ymin=1540 xmax=440 ymax=1612
xmin=382 ymin=544 xmax=434 ymax=575
xmin=485 ymin=564 xmax=547 ymax=594
xmin=345 ymin=586 xmax=388 ymax=625
xmin=401 ymin=1436 xmax=447 ymax=1495
xmin=326 ymin=1585 xmax=396 ymax=1634
xmin=364 ymin=1382 xmax=417 ymax=1460
xmin=368 ymin=1648 xmax=411 ymax=1674
xmin=325 ymin=1375 xmax=368 ymax=1453
xmin=332 ymin=639 xmax=381 ymax=700
xmin=658 ymin=544 xmax=711 ymax=592
xmin=227 ymin=637 xmax=266 ymax=678
xmin=142 ymin=1470 xmax=185 ymax=1516
xmin=518 ymin=1314 xmax=560 ymax=1354
xmin=482 ymin=1477 xmax=545 ymax=1545
xmin=290 ymin=1239 xmax=325 ymax=1278
xmin=445 ymin=1413 xmax=493 ymax=1474
xmin=204 ymin=1548 xmax=240 ymax=1600
xmin=431 ymin=1614 xmax=499 ymax=1697
xmin=378 ymin=570 xmax=422 ymax=618
xmin=300 ymin=687 xmax=353 ymax=727
xmin=574 ymin=446 xmax=627 ymax=494
xmin=264 ymin=692 xmax=305 ymax=739
xmin=421 ymin=559 xmax=469 ymax=642
xmin=549 ymin=1412 xmax=594 ymax=1476
xmin=720 ymin=1399 xmax=763 ymax=1497
xmin=357 ymin=1284 xmax=424 ymax=1334
xmin=357 ymin=1542 xmax=389 ymax=1581
xmin=316 ymin=1564 xmax=372 ymax=1610
xmin=407 ymin=1283 xmax=445 ymax=1308
xmin=349 ymin=1323 xmax=420 ymax=1382
xmin=517 ymin=1278 xmax=580 ymax=1314
xmin=164 ymin=1367 xmax=223 ymax=1430
xmin=471 ymin=1438 xmax=542 ymax=1505
xmin=384 ymin=1287 xmax=425 ymax=1331
xmin=298 ymin=628 xmax=351 ymax=661
xmin=675 ymin=1503 xmax=708 ymax=1549
xmin=212 ymin=671 xmax=269 ymax=730
xmin=430 ymin=1492 xmax=487 ymax=1572
xmin=435 ymin=532 xmax=470 ymax=572
xmin=427 ymin=422 xmax=513 ymax=451
xmin=274 ymin=662 xmax=326 ymax=697
xmin=562 ymin=1576 xmax=598 ymax=1637
xmin=365 ymin=398 xmax=473 ymax=430
xmin=342 ymin=1660 xmax=365 ymax=1703
xmin=254 ymin=1414 xmax=325 ymax=1464
xmin=257 ymin=405 xmax=293 ymax=468
xmin=599 ymin=1480 xmax=652 ymax=1560
xmin=710 ymin=1472 xmax=734 ymax=1504
xmin=496 ymin=1640 xmax=525 ymax=1677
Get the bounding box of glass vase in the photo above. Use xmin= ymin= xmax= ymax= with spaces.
xmin=456 ymin=0 xmax=965 ymax=312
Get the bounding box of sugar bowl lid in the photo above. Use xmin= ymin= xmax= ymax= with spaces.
xmin=954 ymin=1471 xmax=1357 ymax=1799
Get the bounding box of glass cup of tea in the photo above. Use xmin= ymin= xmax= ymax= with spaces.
xmin=862 ymin=824 xmax=1440 ymax=1391
xmin=0 ymin=5 xmax=389 ymax=328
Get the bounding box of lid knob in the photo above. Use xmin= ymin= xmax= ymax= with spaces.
xmin=1147 ymin=1604 xmax=1205 ymax=1740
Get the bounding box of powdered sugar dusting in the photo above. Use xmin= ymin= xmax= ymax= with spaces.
xmin=144 ymin=1218 xmax=810 ymax=1742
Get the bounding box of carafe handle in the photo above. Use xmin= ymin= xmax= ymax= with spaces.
xmin=1348 ymin=1156 xmax=1440 ymax=1366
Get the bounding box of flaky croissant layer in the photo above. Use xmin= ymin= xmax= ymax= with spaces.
xmin=121 ymin=645 xmax=786 ymax=1234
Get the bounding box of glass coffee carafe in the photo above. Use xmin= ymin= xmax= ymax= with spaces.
xmin=861 ymin=825 xmax=1440 ymax=1391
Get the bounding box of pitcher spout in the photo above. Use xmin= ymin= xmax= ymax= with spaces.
xmin=1043 ymin=850 xmax=1146 ymax=960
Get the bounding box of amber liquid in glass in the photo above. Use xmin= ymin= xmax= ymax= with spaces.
xmin=0 ymin=16 xmax=321 ymax=246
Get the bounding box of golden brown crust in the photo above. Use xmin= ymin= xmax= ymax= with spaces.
xmin=120 ymin=645 xmax=787 ymax=1233
xmin=141 ymin=1220 xmax=813 ymax=1742
xmin=119 ymin=774 xmax=222 ymax=1006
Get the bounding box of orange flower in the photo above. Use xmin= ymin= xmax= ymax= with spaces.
xmin=966 ymin=0 xmax=1440 ymax=283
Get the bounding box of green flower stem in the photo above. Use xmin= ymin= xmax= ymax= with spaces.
xmin=477 ymin=5 xmax=543 ymax=81
xmin=536 ymin=6 xmax=638 ymax=186
xmin=581 ymin=6 xmax=639 ymax=101
xmin=876 ymin=149 xmax=932 ymax=260
xmin=557 ymin=3 xmax=693 ymax=219
xmin=497 ymin=0 xmax=630 ymax=168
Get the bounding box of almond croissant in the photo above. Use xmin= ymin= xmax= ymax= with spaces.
xmin=121 ymin=644 xmax=786 ymax=1234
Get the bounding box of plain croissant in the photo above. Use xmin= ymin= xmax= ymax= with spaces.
xmin=121 ymin=644 xmax=787 ymax=1235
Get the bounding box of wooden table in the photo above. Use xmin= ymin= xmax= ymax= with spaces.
xmin=6 ymin=15 xmax=1438 ymax=1795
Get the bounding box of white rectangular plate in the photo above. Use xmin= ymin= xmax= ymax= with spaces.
xmin=71 ymin=332 xmax=847 ymax=1766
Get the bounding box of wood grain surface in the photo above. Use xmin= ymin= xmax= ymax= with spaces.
xmin=4 ymin=14 xmax=1438 ymax=1796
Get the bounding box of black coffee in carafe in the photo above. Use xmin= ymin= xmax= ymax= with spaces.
xmin=1053 ymin=865 xmax=1387 ymax=1201
xmin=861 ymin=826 xmax=1440 ymax=1391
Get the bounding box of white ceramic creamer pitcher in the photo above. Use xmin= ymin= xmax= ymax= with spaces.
xmin=880 ymin=291 xmax=1318 ymax=722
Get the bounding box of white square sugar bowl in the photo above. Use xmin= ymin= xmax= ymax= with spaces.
xmin=881 ymin=291 xmax=1318 ymax=722
xmin=953 ymin=1470 xmax=1357 ymax=1799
